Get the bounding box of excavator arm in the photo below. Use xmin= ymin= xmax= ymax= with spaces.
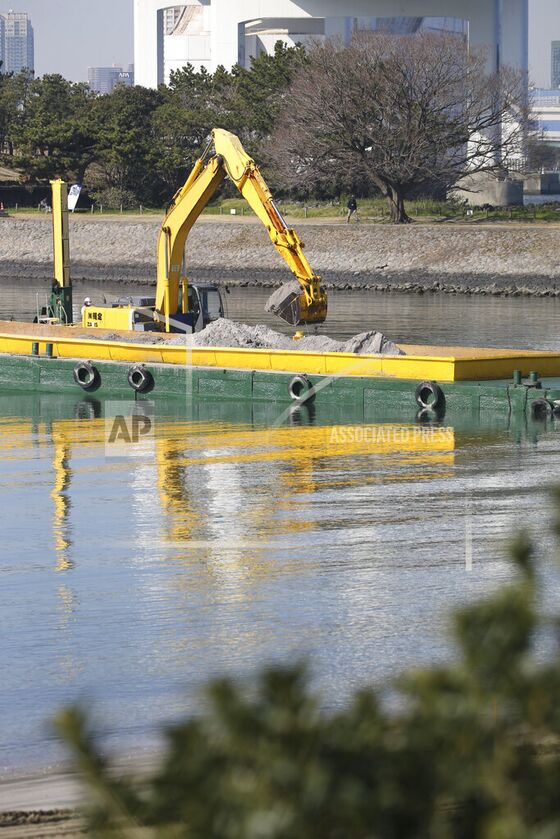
xmin=155 ymin=129 xmax=327 ymax=330
xmin=155 ymin=146 xmax=226 ymax=331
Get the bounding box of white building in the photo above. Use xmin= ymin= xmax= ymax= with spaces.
xmin=134 ymin=0 xmax=528 ymax=88
xmin=0 ymin=10 xmax=34 ymax=75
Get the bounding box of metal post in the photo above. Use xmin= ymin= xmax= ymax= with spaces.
xmin=164 ymin=228 xmax=170 ymax=332
xmin=50 ymin=179 xmax=73 ymax=324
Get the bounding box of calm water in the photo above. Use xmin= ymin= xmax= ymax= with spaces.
xmin=1 ymin=282 xmax=560 ymax=776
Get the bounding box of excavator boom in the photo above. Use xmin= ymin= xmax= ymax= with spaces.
xmin=212 ymin=131 xmax=327 ymax=325
xmin=156 ymin=129 xmax=327 ymax=329
xmin=155 ymin=149 xmax=226 ymax=330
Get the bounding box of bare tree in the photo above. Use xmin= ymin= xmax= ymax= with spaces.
xmin=270 ymin=32 xmax=529 ymax=223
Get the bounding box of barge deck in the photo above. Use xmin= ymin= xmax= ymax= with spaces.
xmin=0 ymin=321 xmax=559 ymax=423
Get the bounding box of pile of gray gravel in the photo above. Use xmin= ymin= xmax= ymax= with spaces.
xmin=81 ymin=318 xmax=404 ymax=355
xmin=183 ymin=318 xmax=404 ymax=355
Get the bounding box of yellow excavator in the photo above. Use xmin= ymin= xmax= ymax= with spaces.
xmin=82 ymin=128 xmax=327 ymax=333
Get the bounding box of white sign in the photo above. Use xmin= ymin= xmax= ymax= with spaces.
xmin=68 ymin=184 xmax=82 ymax=212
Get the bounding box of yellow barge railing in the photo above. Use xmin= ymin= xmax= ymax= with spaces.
xmin=1 ymin=323 xmax=560 ymax=383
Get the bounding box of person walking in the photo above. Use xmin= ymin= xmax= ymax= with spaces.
xmin=347 ymin=195 xmax=358 ymax=223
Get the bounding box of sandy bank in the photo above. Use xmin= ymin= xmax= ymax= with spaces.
xmin=0 ymin=772 xmax=82 ymax=836
xmin=1 ymin=216 xmax=559 ymax=296
xmin=0 ymin=811 xmax=82 ymax=837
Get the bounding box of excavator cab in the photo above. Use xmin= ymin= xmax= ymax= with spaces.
xmin=181 ymin=284 xmax=225 ymax=333
xmin=83 ymin=284 xmax=225 ymax=334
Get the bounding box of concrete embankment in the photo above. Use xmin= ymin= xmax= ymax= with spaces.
xmin=1 ymin=215 xmax=559 ymax=296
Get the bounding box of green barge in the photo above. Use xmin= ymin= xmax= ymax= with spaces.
xmin=1 ymin=321 xmax=560 ymax=426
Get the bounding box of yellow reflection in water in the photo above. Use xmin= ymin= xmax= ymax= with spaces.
xmin=1 ymin=414 xmax=455 ymax=572
xmin=156 ymin=436 xmax=200 ymax=543
xmin=0 ymin=410 xmax=457 ymax=687
xmin=148 ymin=420 xmax=455 ymax=561
xmin=51 ymin=428 xmax=72 ymax=570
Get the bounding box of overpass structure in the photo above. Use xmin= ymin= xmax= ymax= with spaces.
xmin=134 ymin=0 xmax=528 ymax=88
xmin=532 ymin=89 xmax=560 ymax=146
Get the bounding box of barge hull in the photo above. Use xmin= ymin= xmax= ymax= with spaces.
xmin=0 ymin=351 xmax=558 ymax=425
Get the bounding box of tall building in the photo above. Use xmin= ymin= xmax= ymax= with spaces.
xmin=552 ymin=41 xmax=560 ymax=88
xmin=0 ymin=11 xmax=34 ymax=74
xmin=88 ymin=65 xmax=134 ymax=95
xmin=134 ymin=0 xmax=528 ymax=89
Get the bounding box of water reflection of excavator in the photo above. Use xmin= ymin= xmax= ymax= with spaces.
xmin=151 ymin=421 xmax=456 ymax=554
xmin=1 ymin=403 xmax=454 ymax=572
xmin=83 ymin=128 xmax=328 ymax=333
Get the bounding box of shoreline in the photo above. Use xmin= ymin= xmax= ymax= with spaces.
xmin=0 ymin=771 xmax=82 ymax=837
xmin=0 ymin=750 xmax=161 ymax=834
xmin=1 ymin=265 xmax=559 ymax=298
xmin=0 ymin=216 xmax=558 ymax=298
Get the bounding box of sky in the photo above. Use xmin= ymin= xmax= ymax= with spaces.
xmin=529 ymin=0 xmax=560 ymax=87
xmin=1 ymin=0 xmax=559 ymax=87
xmin=3 ymin=0 xmax=133 ymax=82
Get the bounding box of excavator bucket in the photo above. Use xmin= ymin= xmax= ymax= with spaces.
xmin=265 ymin=281 xmax=328 ymax=326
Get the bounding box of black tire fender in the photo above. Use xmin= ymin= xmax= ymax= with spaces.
xmin=127 ymin=364 xmax=153 ymax=394
xmin=288 ymin=373 xmax=314 ymax=402
xmin=415 ymin=380 xmax=444 ymax=411
xmin=73 ymin=360 xmax=98 ymax=391
xmin=531 ymin=397 xmax=553 ymax=419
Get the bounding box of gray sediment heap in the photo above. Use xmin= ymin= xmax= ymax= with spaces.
xmin=1 ymin=216 xmax=560 ymax=295
xmin=81 ymin=318 xmax=405 ymax=355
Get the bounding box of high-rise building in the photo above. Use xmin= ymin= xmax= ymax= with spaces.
xmin=88 ymin=65 xmax=134 ymax=95
xmin=0 ymin=11 xmax=34 ymax=74
xmin=552 ymin=41 xmax=560 ymax=88
xmin=0 ymin=16 xmax=4 ymax=71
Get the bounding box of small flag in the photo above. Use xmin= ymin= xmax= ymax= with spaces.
xmin=68 ymin=184 xmax=82 ymax=212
